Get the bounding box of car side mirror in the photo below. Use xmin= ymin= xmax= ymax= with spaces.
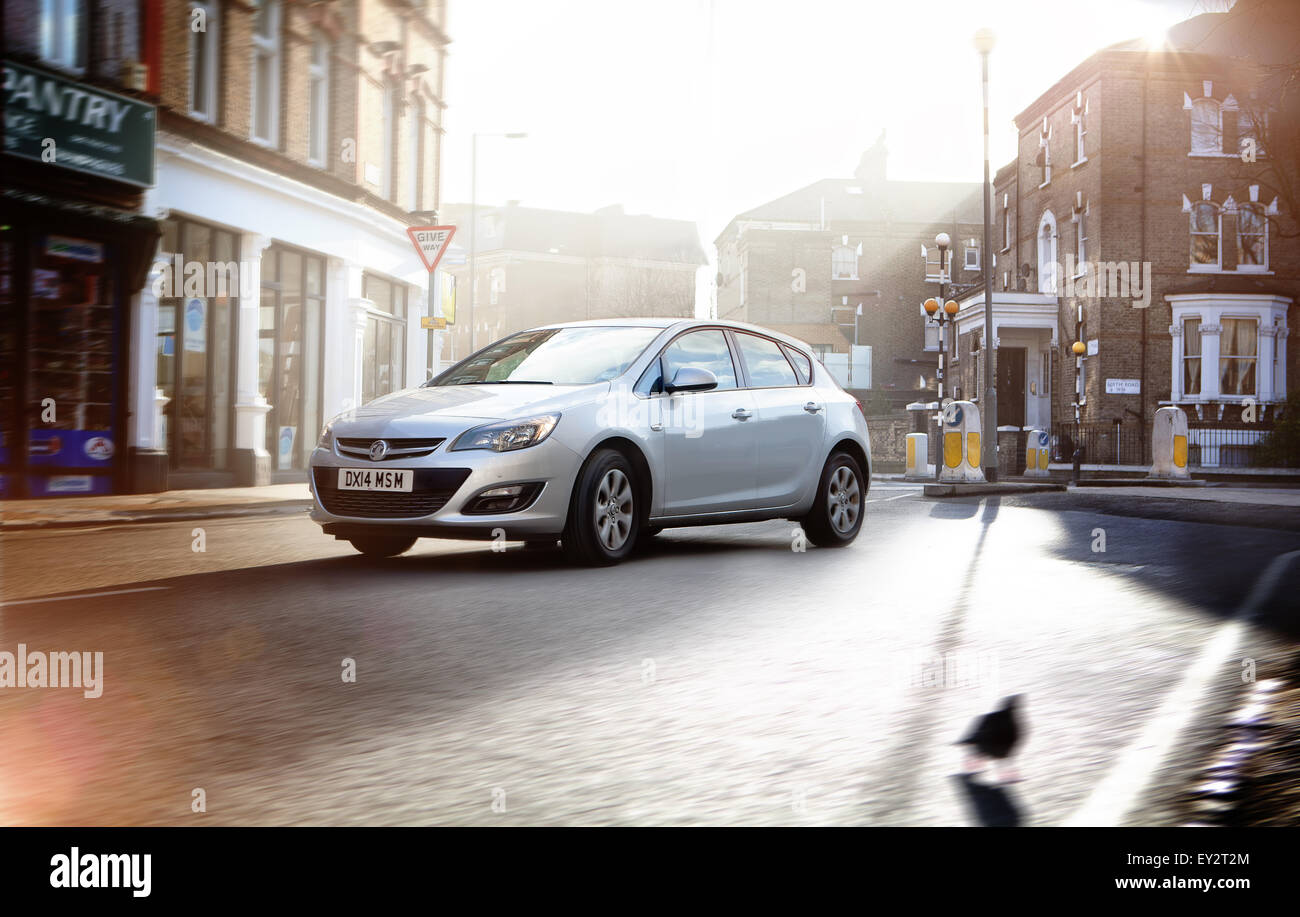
xmin=665 ymin=366 xmax=718 ymax=393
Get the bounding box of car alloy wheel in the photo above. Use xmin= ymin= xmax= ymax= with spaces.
xmin=826 ymin=464 xmax=861 ymax=534
xmin=593 ymin=467 xmax=634 ymax=551
xmin=803 ymin=451 xmax=866 ymax=548
xmin=563 ymin=448 xmax=641 ymax=566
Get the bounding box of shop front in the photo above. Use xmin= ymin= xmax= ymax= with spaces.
xmin=1 ymin=60 xmax=158 ymax=497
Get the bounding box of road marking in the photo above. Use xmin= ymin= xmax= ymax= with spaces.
xmin=1062 ymin=548 xmax=1300 ymax=827
xmin=0 ymin=586 xmax=171 ymax=607
xmin=868 ymin=492 xmax=917 ymax=503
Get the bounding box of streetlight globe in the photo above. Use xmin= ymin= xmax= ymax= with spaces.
xmin=935 ymin=232 xmax=951 ymax=249
xmin=944 ymin=300 xmax=959 ymax=315
xmin=923 ymin=298 xmax=939 ymax=315
xmin=973 ymin=28 xmax=996 ymax=55
xmin=1071 ymin=341 xmax=1086 ymax=355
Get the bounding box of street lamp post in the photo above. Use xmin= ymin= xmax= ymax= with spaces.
xmin=1071 ymin=339 xmax=1086 ymax=483
xmin=974 ymin=27 xmax=998 ymax=481
xmin=469 ymin=131 xmax=527 ymax=353
xmin=923 ymin=237 xmax=959 ymax=481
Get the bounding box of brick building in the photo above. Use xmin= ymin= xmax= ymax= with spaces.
xmin=949 ymin=0 xmax=1299 ymax=469
xmin=439 ymin=202 xmax=706 ymax=364
xmin=715 ymin=135 xmax=983 ymax=403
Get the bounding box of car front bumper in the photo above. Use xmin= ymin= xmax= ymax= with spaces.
xmin=308 ymin=436 xmax=582 ymax=538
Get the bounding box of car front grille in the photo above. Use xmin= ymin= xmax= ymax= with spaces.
xmin=313 ymin=467 xmax=472 ymax=519
xmin=335 ymin=437 xmax=446 ymax=461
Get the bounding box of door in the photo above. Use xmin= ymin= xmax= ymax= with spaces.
xmin=658 ymin=329 xmax=756 ymax=514
xmin=997 ymin=346 xmax=1027 ymax=429
xmin=731 ymin=331 xmax=824 ymax=507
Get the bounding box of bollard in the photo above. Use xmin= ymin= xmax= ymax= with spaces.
xmin=1024 ymin=430 xmax=1050 ymax=477
xmin=904 ymin=432 xmax=930 ymax=480
xmin=1149 ymin=406 xmax=1190 ymax=479
xmin=1072 ymin=446 xmax=1083 ymax=485
xmin=938 ymin=400 xmax=986 ymax=483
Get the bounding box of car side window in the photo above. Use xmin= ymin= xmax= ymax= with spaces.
xmin=735 ymin=333 xmax=798 ymax=387
xmin=635 ymin=356 xmax=663 ymax=395
xmin=782 ymin=345 xmax=812 ymax=384
xmin=661 ymin=330 xmax=738 ymax=390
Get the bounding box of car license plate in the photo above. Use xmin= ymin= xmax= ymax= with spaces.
xmin=337 ymin=468 xmax=414 ymax=492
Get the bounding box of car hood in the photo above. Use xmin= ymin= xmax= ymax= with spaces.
xmin=329 ymin=383 xmax=601 ymax=438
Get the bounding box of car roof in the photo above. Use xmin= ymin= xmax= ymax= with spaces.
xmin=524 ymin=318 xmax=817 ymax=353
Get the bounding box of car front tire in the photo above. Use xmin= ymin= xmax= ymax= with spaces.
xmin=801 ymin=451 xmax=865 ymax=548
xmin=348 ymin=535 xmax=418 ymax=557
xmin=562 ymin=448 xmax=641 ymax=566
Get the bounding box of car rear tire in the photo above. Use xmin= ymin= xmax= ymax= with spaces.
xmin=562 ymin=448 xmax=641 ymax=566
xmin=801 ymin=451 xmax=865 ymax=548
xmin=348 ymin=535 xmax=417 ymax=557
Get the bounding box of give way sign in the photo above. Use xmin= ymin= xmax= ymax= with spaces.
xmin=406 ymin=225 xmax=457 ymax=272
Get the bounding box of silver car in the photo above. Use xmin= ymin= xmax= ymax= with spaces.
xmin=309 ymin=319 xmax=871 ymax=565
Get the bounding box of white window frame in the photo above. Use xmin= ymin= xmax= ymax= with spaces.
xmin=1037 ymin=210 xmax=1058 ymax=294
xmin=189 ymin=1 xmax=220 ymax=122
xmin=1235 ymin=202 xmax=1268 ymax=273
xmin=308 ymin=29 xmax=330 ymax=167
xmin=1218 ymin=317 xmax=1259 ymax=399
xmin=250 ymin=0 xmax=282 ymax=147
xmin=1182 ymin=317 xmax=1203 ymax=397
xmin=1074 ymin=201 xmax=1088 ymax=268
xmin=1072 ymin=94 xmax=1088 ymax=166
xmin=408 ymin=95 xmax=424 ymax=210
xmin=964 ymin=245 xmax=980 ymax=271
xmin=1189 ymin=201 xmax=1222 ymax=272
xmin=831 ymin=245 xmax=858 ymax=280
xmin=488 ymin=267 xmax=505 ymax=305
xmin=40 ymin=0 xmax=86 ymax=73
xmin=382 ymin=79 xmax=398 ymax=201
xmin=1001 ymin=204 xmax=1010 ymax=252
xmin=1037 ymin=119 xmax=1052 ymax=188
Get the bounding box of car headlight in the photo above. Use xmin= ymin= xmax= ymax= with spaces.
xmin=449 ymin=414 xmax=561 ymax=453
xmin=317 ymin=420 xmax=335 ymax=448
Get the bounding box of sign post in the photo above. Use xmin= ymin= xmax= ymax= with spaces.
xmin=406 ymin=226 xmax=456 ymax=378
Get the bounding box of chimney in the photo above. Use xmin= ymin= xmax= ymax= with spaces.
xmin=854 ymin=130 xmax=888 ymax=185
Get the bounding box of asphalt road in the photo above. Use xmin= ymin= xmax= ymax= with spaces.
xmin=2 ymin=482 xmax=1297 ymax=826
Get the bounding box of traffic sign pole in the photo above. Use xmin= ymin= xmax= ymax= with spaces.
xmin=406 ymin=226 xmax=456 ymax=379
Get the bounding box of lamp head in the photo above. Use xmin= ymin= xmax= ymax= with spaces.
xmin=923 ymin=298 xmax=939 ymax=315
xmin=1072 ymin=341 xmax=1087 ymax=356
xmin=944 ymin=300 xmax=959 ymax=315
xmin=935 ymin=232 xmax=951 ymax=250
xmin=973 ymin=28 xmax=996 ymax=55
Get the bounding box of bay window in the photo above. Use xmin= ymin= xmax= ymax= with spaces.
xmin=1219 ymin=318 xmax=1257 ymax=397
xmin=1182 ymin=319 xmax=1202 ymax=396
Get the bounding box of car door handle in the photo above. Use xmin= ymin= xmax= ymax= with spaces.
xmin=731 ymin=408 xmax=753 ymax=421
xmin=804 ymin=402 xmax=823 ymax=413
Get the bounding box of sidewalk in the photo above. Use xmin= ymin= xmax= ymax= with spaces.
xmin=0 ymin=484 xmax=313 ymax=531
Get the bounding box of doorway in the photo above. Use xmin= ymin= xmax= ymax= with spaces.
xmin=997 ymin=346 xmax=1026 ymax=428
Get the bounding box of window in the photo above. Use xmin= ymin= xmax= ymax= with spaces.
xmin=408 ymin=96 xmax=425 ymax=210
xmin=832 ymin=245 xmax=858 ymax=280
xmin=261 ymin=246 xmax=326 ymax=470
xmin=1183 ymin=318 xmax=1202 ymax=396
xmin=489 ymin=268 xmax=505 ymax=305
xmin=1219 ymin=318 xmax=1257 ymax=397
xmin=1036 ymin=120 xmax=1052 ymax=186
xmin=735 ymin=333 xmax=798 ymax=387
xmin=923 ymin=322 xmax=939 ymax=352
xmin=964 ymin=245 xmax=979 ymax=271
xmin=923 ymin=246 xmax=946 ymax=282
xmin=1001 ymin=205 xmax=1010 ymax=251
xmin=40 ymin=0 xmax=85 ymax=71
xmin=1037 ymin=211 xmax=1058 ymax=294
xmin=782 ymin=345 xmax=812 ymax=384
xmin=382 ymin=80 xmax=398 ymax=201
xmin=439 ymin=326 xmax=661 ymax=386
xmin=1074 ymin=106 xmax=1087 ymax=162
xmin=1075 ymin=203 xmax=1088 ymax=265
xmin=1190 ymin=201 xmax=1221 ymax=270
xmin=308 ymin=30 xmax=330 ymax=166
xmin=661 ymin=330 xmax=737 ymax=390
xmin=1237 ymin=203 xmax=1267 ymax=271
xmin=189 ymin=1 xmax=219 ymax=121
xmin=251 ymin=0 xmax=282 ymax=146
xmin=361 ymin=274 xmax=408 ymax=402
xmin=1190 ymin=97 xmax=1221 ymax=154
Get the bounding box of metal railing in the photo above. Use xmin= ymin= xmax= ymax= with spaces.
xmin=1049 ymin=421 xmax=1147 ymax=467
xmin=1049 ymin=419 xmax=1292 ymax=468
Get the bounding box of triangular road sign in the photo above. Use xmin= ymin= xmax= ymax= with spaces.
xmin=406 ymin=225 xmax=457 ymax=273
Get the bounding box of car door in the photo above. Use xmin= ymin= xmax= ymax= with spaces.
xmin=731 ymin=332 xmax=824 ymax=508
xmin=655 ymin=329 xmax=757 ymax=515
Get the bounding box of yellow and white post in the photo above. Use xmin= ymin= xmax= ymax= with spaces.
xmin=905 ymin=432 xmax=930 ymax=480
xmin=938 ymin=400 xmax=986 ymax=483
xmin=1149 ymin=406 xmax=1191 ymax=479
xmin=1024 ymin=429 xmax=1050 ymax=477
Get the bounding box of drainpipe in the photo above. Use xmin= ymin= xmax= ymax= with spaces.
xmin=1139 ymin=67 xmax=1150 ymax=460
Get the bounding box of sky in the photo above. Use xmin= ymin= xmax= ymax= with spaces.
xmin=441 ymin=0 xmax=1217 ymax=310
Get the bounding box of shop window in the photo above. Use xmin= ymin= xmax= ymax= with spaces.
xmin=361 ymin=273 xmax=407 ymax=404
xmin=261 ymin=245 xmax=326 ymax=470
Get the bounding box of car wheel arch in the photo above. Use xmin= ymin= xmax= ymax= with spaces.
xmin=579 ymin=436 xmax=655 ymax=526
xmin=828 ymin=437 xmax=870 ymax=483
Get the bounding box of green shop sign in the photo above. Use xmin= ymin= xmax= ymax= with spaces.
xmin=3 ymin=59 xmax=155 ymax=188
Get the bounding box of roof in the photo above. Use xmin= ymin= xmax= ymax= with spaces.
xmin=521 ymin=318 xmax=841 ymax=353
xmin=724 ymin=177 xmax=982 ymax=239
xmin=442 ymin=202 xmax=707 ymax=266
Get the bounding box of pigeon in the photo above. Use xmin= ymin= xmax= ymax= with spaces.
xmin=957 ymin=694 xmax=1024 ymax=782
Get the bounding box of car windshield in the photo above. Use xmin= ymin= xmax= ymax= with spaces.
xmin=430 ymin=326 xmax=663 ymax=386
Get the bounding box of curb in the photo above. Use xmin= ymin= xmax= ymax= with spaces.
xmin=923 ymin=482 xmax=1067 ymax=497
xmin=0 ymin=501 xmax=312 ymax=532
xmin=1072 ymin=478 xmax=1210 ymax=488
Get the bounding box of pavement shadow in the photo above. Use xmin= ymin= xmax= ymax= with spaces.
xmin=952 ymin=773 xmax=1025 ymax=827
